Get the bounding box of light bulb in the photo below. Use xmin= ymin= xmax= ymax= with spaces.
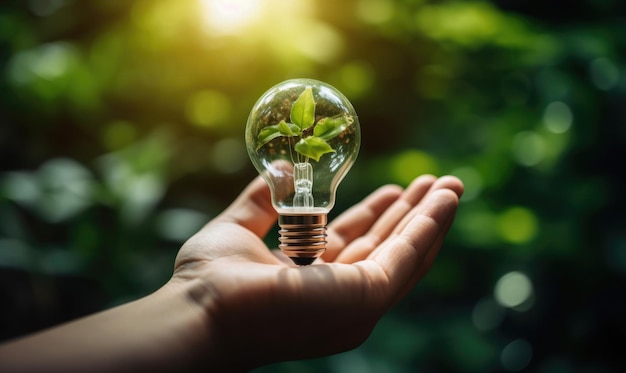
xmin=246 ymin=78 xmax=361 ymax=265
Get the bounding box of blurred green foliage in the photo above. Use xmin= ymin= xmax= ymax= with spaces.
xmin=1 ymin=0 xmax=625 ymax=371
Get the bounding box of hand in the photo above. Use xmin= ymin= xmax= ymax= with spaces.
xmin=0 ymin=174 xmax=462 ymax=373
xmin=171 ymin=174 xmax=463 ymax=370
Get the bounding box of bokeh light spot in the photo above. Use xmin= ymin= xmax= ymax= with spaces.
xmin=36 ymin=158 xmax=95 ymax=223
xmin=30 ymin=42 xmax=75 ymax=80
xmin=472 ymin=297 xmax=505 ymax=331
xmin=185 ymin=90 xmax=232 ymax=129
xmin=543 ymin=101 xmax=573 ymax=134
xmin=390 ymin=150 xmax=439 ymax=186
xmin=500 ymin=338 xmax=533 ymax=371
xmin=497 ymin=206 xmax=538 ymax=244
xmin=357 ymin=0 xmax=395 ymax=25
xmin=96 ymin=136 xmax=170 ymax=225
xmin=415 ymin=2 xmax=502 ymax=47
xmin=494 ymin=271 xmax=533 ymax=309
xmin=7 ymin=42 xmax=76 ymax=85
xmin=450 ymin=166 xmax=483 ymax=201
xmin=292 ymin=21 xmax=344 ymax=64
xmin=337 ymin=61 xmax=375 ymax=99
xmin=131 ymin=0 xmax=196 ymax=47
xmin=1 ymin=172 xmax=40 ymax=205
xmin=512 ymin=131 xmax=546 ymax=167
xmin=156 ymin=209 xmax=209 ymax=242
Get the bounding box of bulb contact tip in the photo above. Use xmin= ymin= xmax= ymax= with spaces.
xmin=278 ymin=213 xmax=327 ymax=266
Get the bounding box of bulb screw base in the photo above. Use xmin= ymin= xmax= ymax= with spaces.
xmin=278 ymin=213 xmax=327 ymax=266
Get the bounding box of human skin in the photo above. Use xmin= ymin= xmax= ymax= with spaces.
xmin=0 ymin=174 xmax=463 ymax=372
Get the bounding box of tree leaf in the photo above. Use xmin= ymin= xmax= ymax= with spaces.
xmin=314 ymin=114 xmax=353 ymax=140
xmin=290 ymin=87 xmax=315 ymax=129
xmin=256 ymin=124 xmax=282 ymax=150
xmin=277 ymin=119 xmax=300 ymax=137
xmin=295 ymin=136 xmax=335 ymax=162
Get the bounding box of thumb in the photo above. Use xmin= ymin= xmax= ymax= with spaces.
xmin=213 ymin=176 xmax=277 ymax=238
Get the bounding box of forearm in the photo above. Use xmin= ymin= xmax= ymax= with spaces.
xmin=0 ymin=280 xmax=213 ymax=373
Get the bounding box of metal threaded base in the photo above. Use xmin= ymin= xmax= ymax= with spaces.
xmin=278 ymin=213 xmax=327 ymax=266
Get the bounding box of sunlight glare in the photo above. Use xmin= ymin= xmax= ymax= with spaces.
xmin=200 ymin=0 xmax=262 ymax=34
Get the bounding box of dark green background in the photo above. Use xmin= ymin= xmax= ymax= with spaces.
xmin=1 ymin=0 xmax=624 ymax=371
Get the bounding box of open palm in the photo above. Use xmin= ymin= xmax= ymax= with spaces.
xmin=171 ymin=175 xmax=463 ymax=370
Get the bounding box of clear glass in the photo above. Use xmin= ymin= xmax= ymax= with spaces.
xmin=246 ymin=78 xmax=360 ymax=214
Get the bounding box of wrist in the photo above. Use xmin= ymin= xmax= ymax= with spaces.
xmin=167 ymin=276 xmax=256 ymax=372
xmin=153 ymin=278 xmax=220 ymax=371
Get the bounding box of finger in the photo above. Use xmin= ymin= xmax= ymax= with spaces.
xmin=334 ymin=175 xmax=437 ymax=263
xmin=365 ymin=175 xmax=464 ymax=261
xmin=211 ymin=176 xmax=277 ymax=238
xmin=372 ymin=188 xmax=460 ymax=301
xmin=322 ymin=184 xmax=403 ymax=262
xmin=392 ymin=176 xmax=464 ymax=235
xmin=364 ymin=175 xmax=437 ymax=242
xmin=390 ymin=210 xmax=456 ymax=306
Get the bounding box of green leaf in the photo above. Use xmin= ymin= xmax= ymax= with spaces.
xmin=277 ymin=120 xmax=300 ymax=137
xmin=314 ymin=114 xmax=353 ymax=140
xmin=290 ymin=87 xmax=315 ymax=129
xmin=256 ymin=125 xmax=282 ymax=150
xmin=295 ymin=136 xmax=335 ymax=162
xmin=256 ymin=120 xmax=301 ymax=150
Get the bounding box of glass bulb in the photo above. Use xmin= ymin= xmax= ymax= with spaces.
xmin=246 ymin=78 xmax=361 ymax=265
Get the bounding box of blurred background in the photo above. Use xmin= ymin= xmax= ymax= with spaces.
xmin=1 ymin=0 xmax=625 ymax=371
